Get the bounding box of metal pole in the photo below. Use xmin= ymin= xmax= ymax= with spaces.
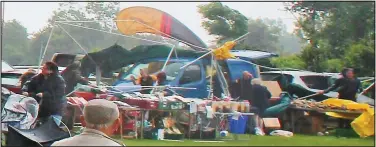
xmin=161 ymin=46 xmax=175 ymax=72
xmin=96 ymin=66 xmax=101 ymax=86
xmin=38 ymin=41 xmax=44 ymax=69
xmin=38 ymin=25 xmax=55 ymax=70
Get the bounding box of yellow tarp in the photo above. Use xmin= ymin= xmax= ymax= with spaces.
xmin=322 ymin=98 xmax=375 ymax=138
xmin=325 ymin=112 xmax=360 ymax=120
xmin=351 ymin=107 xmax=375 ymax=138
xmin=213 ymin=41 xmax=236 ymax=60
xmin=322 ymin=98 xmax=369 ymax=111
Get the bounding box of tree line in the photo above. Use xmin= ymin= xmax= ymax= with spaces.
xmin=3 ymin=2 xmax=375 ymax=76
xmin=198 ymin=2 xmax=375 ymax=76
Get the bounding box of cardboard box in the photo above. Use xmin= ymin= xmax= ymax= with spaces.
xmin=263 ymin=118 xmax=281 ymax=130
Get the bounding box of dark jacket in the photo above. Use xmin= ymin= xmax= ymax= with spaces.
xmin=324 ymin=77 xmax=362 ymax=101
xmin=237 ymin=78 xmax=253 ymax=101
xmin=62 ymin=69 xmax=89 ymax=94
xmin=21 ymin=73 xmax=66 ymax=118
xmin=19 ymin=72 xmax=37 ymax=88
xmin=140 ymin=76 xmax=154 ymax=94
xmin=250 ymin=84 xmax=272 ymax=115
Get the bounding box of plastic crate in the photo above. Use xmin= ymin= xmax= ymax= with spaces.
xmin=228 ymin=115 xmax=248 ymax=134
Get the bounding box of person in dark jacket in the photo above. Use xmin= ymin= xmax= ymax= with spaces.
xmin=22 ymin=62 xmax=66 ymax=125
xmin=249 ymin=78 xmax=271 ymax=136
xmin=19 ymin=68 xmax=37 ymax=88
xmin=237 ymin=71 xmax=254 ymax=101
xmin=152 ymin=71 xmax=172 ymax=96
xmin=61 ymin=62 xmax=89 ymax=95
xmin=130 ymin=69 xmax=154 ymax=94
xmin=318 ymin=68 xmax=362 ymax=101
xmin=318 ymin=68 xmax=363 ymax=128
xmin=156 ymin=72 xmax=168 ymax=86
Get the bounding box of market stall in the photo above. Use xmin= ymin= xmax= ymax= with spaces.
xmin=286 ymin=98 xmax=374 ymax=137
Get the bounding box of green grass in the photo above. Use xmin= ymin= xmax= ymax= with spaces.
xmin=119 ymin=135 xmax=374 ymax=146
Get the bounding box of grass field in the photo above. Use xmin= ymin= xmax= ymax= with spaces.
xmin=119 ymin=135 xmax=374 ymax=146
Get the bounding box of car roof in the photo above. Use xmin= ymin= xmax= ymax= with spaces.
xmin=261 ymin=70 xmax=330 ymax=77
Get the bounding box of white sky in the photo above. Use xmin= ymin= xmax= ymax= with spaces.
xmin=3 ymin=2 xmax=296 ymax=44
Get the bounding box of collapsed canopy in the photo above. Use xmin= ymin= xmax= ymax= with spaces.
xmin=116 ymin=6 xmax=208 ymax=51
xmin=80 ymin=44 xmax=206 ymax=77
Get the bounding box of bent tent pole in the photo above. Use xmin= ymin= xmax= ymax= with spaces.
xmin=180 ymin=32 xmax=250 ymax=70
xmin=161 ymin=45 xmax=176 ymax=72
xmin=360 ymin=82 xmax=375 ymax=95
xmin=214 ymin=59 xmax=230 ymax=97
xmin=37 ymin=24 xmax=55 ymax=72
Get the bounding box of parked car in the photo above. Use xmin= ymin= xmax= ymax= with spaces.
xmin=2 ymin=60 xmax=24 ymax=94
xmin=260 ymin=70 xmax=338 ymax=101
xmin=113 ymin=49 xmax=277 ymax=98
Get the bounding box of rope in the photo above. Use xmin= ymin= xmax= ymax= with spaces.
xmin=56 ymin=22 xmax=173 ymax=47
xmin=52 ymin=116 xmax=72 ymax=137
xmin=57 ymin=24 xmax=98 ymax=67
xmin=55 ymin=20 xmax=209 ymax=51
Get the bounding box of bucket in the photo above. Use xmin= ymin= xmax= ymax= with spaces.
xmin=228 ymin=115 xmax=248 ymax=134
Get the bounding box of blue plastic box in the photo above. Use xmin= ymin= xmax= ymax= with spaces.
xmin=228 ymin=115 xmax=248 ymax=134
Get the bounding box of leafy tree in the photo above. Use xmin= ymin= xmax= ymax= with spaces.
xmin=243 ymin=18 xmax=283 ymax=52
xmin=2 ymin=20 xmax=30 ymax=65
xmin=197 ymin=2 xmax=248 ymax=44
xmin=198 ymin=2 xmax=302 ymax=53
xmin=278 ymin=32 xmax=304 ymax=55
xmin=319 ymin=59 xmax=345 ymax=73
xmin=286 ymin=2 xmax=375 ymax=74
xmin=270 ymin=55 xmax=306 ymax=70
xmin=344 ymin=38 xmax=375 ymax=76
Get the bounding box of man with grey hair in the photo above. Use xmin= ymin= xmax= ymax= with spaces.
xmin=235 ymin=71 xmax=253 ymax=101
xmin=250 ymin=78 xmax=271 ymax=136
xmin=52 ymin=99 xmax=125 ymax=146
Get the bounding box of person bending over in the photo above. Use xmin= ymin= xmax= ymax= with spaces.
xmin=250 ymin=78 xmax=271 ymax=136
xmin=61 ymin=62 xmax=89 ymax=94
xmin=19 ymin=68 xmax=37 ymax=88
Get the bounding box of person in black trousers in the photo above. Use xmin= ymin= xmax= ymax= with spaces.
xmin=318 ymin=68 xmax=363 ymax=129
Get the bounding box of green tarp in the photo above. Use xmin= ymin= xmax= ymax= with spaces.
xmin=80 ymin=44 xmax=207 ymax=77
xmin=263 ymin=93 xmax=292 ymax=117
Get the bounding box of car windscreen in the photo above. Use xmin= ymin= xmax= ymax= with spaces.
xmin=121 ymin=61 xmax=187 ymax=81
xmin=2 ymin=61 xmax=14 ymax=72
xmin=1 ymin=73 xmax=21 ymax=86
xmin=300 ymin=75 xmax=330 ymax=90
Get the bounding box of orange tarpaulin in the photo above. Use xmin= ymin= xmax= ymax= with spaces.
xmin=116 ymin=6 xmax=207 ymax=50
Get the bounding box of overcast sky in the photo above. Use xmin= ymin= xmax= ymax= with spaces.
xmin=3 ymin=2 xmax=296 ymax=44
